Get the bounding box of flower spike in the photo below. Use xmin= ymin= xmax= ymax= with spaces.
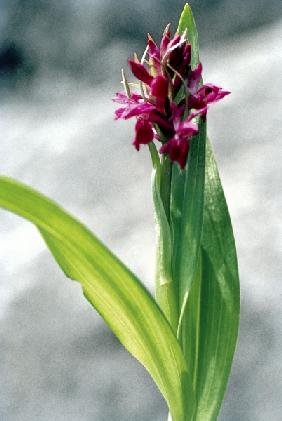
xmin=113 ymin=23 xmax=230 ymax=169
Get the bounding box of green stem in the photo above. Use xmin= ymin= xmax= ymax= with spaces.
xmin=159 ymin=154 xmax=172 ymax=223
xmin=150 ymin=148 xmax=179 ymax=333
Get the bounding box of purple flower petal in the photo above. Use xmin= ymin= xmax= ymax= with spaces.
xmin=188 ymin=95 xmax=203 ymax=109
xmin=113 ymin=90 xmax=156 ymax=120
xmin=115 ymin=102 xmax=156 ymax=120
xmin=148 ymin=36 xmax=160 ymax=62
xmin=150 ymin=75 xmax=169 ymax=101
xmin=160 ymin=24 xmax=171 ymax=56
xmin=128 ymin=60 xmax=153 ymax=86
xmin=133 ymin=118 xmax=154 ymax=150
xmin=150 ymin=112 xmax=173 ymax=133
xmin=187 ymin=63 xmax=202 ymax=94
xmin=170 ymin=102 xmax=183 ymax=131
xmin=113 ymin=91 xmax=142 ymax=104
xmin=202 ymin=84 xmax=231 ymax=102
xmin=192 ymin=83 xmax=231 ymax=108
xmin=177 ymin=120 xmax=198 ymax=137
xmin=160 ymin=137 xmax=190 ymax=169
xmin=166 ymin=34 xmax=181 ymax=54
xmin=149 ymin=110 xmax=173 ymax=133
xmin=176 ymin=43 xmax=191 ymax=75
xmin=114 ymin=108 xmax=126 ymax=120
xmin=187 ymin=107 xmax=208 ymax=121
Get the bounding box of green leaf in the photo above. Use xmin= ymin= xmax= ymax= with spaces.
xmin=149 ymin=145 xmax=179 ymax=335
xmin=171 ymin=3 xmax=206 ymax=337
xmin=0 ymin=176 xmax=195 ymax=421
xmin=173 ymin=5 xmax=239 ymax=419
xmin=173 ymin=121 xmax=207 ymax=337
xmin=181 ymin=140 xmax=240 ymax=420
xmin=151 ymin=163 xmax=179 ymax=333
xmin=177 ymin=3 xmax=199 ymax=69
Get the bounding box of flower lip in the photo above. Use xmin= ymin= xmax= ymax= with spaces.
xmin=188 ymin=83 xmax=231 ymax=110
xmin=113 ymin=91 xmax=156 ymax=120
xmin=133 ymin=118 xmax=154 ymax=151
xmin=160 ymin=137 xmax=190 ymax=169
xmin=113 ymin=91 xmax=142 ymax=104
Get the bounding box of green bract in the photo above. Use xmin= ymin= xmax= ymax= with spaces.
xmin=0 ymin=4 xmax=239 ymax=421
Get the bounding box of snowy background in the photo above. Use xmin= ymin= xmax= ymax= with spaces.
xmin=0 ymin=1 xmax=281 ymax=420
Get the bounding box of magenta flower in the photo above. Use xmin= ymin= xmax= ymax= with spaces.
xmin=133 ymin=118 xmax=155 ymax=151
xmin=128 ymin=61 xmax=169 ymax=110
xmin=159 ymin=103 xmax=198 ymax=168
xmin=188 ymin=83 xmax=231 ymax=116
xmin=112 ymin=24 xmax=230 ymax=169
xmin=187 ymin=63 xmax=203 ymax=94
xmin=113 ymin=92 xmax=155 ymax=120
xmin=160 ymin=137 xmax=190 ymax=169
xmin=113 ymin=91 xmax=156 ymax=150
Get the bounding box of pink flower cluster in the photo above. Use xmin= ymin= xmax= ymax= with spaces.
xmin=113 ymin=25 xmax=230 ymax=169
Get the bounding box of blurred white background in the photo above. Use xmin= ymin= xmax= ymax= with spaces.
xmin=0 ymin=1 xmax=281 ymax=419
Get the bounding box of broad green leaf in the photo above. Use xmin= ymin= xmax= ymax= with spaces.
xmin=175 ymin=6 xmax=239 ymax=419
xmin=177 ymin=3 xmax=199 ymax=69
xmin=0 ymin=176 xmax=195 ymax=421
xmin=181 ymin=140 xmax=240 ymax=420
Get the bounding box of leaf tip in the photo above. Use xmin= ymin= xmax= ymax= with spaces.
xmin=177 ymin=3 xmax=193 ymax=34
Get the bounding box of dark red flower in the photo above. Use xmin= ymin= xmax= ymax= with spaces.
xmin=113 ymin=92 xmax=155 ymax=120
xmin=147 ymin=24 xmax=172 ymax=69
xmin=189 ymin=83 xmax=230 ymax=111
xmin=151 ymin=75 xmax=169 ymax=101
xmin=160 ymin=24 xmax=171 ymax=54
xmin=187 ymin=63 xmax=203 ymax=94
xmin=133 ymin=118 xmax=154 ymax=151
xmin=160 ymin=137 xmax=190 ymax=169
xmin=128 ymin=60 xmax=153 ymax=86
xmin=113 ymin=23 xmax=230 ymax=169
xmin=128 ymin=60 xmax=169 ymax=111
xmin=159 ymin=103 xmax=198 ymax=168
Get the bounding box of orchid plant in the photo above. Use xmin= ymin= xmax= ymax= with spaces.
xmin=0 ymin=4 xmax=239 ymax=421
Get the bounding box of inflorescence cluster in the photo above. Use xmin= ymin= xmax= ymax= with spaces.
xmin=113 ymin=25 xmax=230 ymax=168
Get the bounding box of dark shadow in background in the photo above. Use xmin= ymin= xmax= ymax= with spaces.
xmin=0 ymin=0 xmax=281 ymax=86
